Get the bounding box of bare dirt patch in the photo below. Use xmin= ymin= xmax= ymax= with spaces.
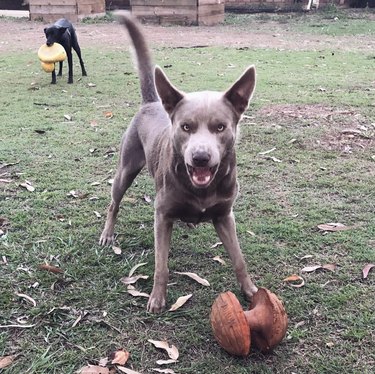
xmin=258 ymin=103 xmax=374 ymax=153
xmin=0 ymin=16 xmax=374 ymax=53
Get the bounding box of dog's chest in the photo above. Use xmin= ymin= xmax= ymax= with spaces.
xmin=168 ymin=196 xmax=231 ymax=224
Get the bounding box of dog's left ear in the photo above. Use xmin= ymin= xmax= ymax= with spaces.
xmin=154 ymin=66 xmax=184 ymax=115
xmin=224 ymin=65 xmax=256 ymax=116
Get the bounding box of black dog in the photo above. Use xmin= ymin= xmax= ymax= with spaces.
xmin=44 ymin=19 xmax=87 ymax=84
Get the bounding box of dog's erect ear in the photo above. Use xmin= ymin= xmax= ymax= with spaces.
xmin=44 ymin=27 xmax=48 ymax=35
xmin=224 ymin=65 xmax=256 ymax=116
xmin=154 ymin=66 xmax=184 ymax=115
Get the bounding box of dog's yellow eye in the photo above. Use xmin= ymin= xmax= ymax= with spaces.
xmin=217 ymin=124 xmax=225 ymax=132
xmin=182 ymin=123 xmax=191 ymax=132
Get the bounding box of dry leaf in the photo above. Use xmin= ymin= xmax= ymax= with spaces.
xmin=88 ymin=82 xmax=96 ymax=87
xmin=299 ymin=254 xmax=313 ymax=261
xmin=301 ymin=265 xmax=322 ymax=273
xmin=112 ymin=246 xmax=122 ymax=255
xmin=0 ymin=354 xmax=18 ymax=369
xmin=128 ymin=262 xmax=147 ymax=277
xmin=121 ymin=275 xmax=149 ymax=285
xmin=322 ymin=263 xmax=337 ymax=271
xmin=143 ymin=194 xmax=152 ymax=203
xmin=266 ymin=156 xmax=282 ymax=163
xmin=301 ymin=264 xmax=336 ymax=273
xmin=64 ymin=114 xmax=72 ymax=121
xmin=110 ymin=349 xmax=130 ymax=365
xmin=317 ymin=223 xmax=352 ymax=232
xmin=258 ymin=147 xmax=276 ymax=155
xmin=148 ymin=340 xmax=179 ymax=360
xmin=39 ymin=264 xmax=64 ymax=274
xmin=246 ymin=230 xmax=256 ymax=237
xmin=15 ymin=293 xmax=37 ymax=307
xmin=91 ymin=181 xmax=101 ymax=186
xmin=156 ymin=359 xmax=177 ymax=365
xmin=104 ymin=111 xmax=114 ymax=119
xmin=19 ymin=181 xmax=35 ymax=192
xmin=94 ymin=211 xmax=101 ymax=218
xmin=77 ymin=364 xmax=109 ymax=374
xmin=210 ymin=241 xmax=222 ymax=248
xmin=152 ymin=369 xmax=176 ymax=374
xmin=174 ymin=272 xmax=210 ymax=286
xmin=169 ymin=294 xmax=192 ymax=311
xmin=212 ymin=256 xmax=226 ymax=265
xmin=117 ymin=367 xmax=142 ymax=374
xmin=362 ymin=263 xmax=375 ymax=279
xmin=127 ymin=285 xmax=149 ymax=298
xmin=283 ymin=274 xmax=305 ymax=288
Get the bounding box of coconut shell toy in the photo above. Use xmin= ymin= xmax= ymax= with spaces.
xmin=38 ymin=43 xmax=66 ymax=73
xmin=210 ymin=288 xmax=288 ymax=356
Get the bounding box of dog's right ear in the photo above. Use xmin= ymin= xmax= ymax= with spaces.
xmin=154 ymin=66 xmax=184 ymax=115
xmin=44 ymin=27 xmax=47 ymax=35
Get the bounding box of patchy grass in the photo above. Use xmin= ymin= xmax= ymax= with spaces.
xmin=225 ymin=8 xmax=375 ymax=36
xmin=1 ymin=11 xmax=375 ymax=374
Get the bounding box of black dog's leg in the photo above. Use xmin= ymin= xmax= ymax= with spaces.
xmin=58 ymin=61 xmax=63 ymax=76
xmin=72 ymin=36 xmax=87 ymax=77
xmin=67 ymin=51 xmax=73 ymax=84
xmin=51 ymin=69 xmax=57 ymax=84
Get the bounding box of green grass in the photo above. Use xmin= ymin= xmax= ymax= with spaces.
xmin=1 ymin=11 xmax=375 ymax=374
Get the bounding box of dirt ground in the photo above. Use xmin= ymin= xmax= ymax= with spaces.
xmin=0 ymin=16 xmax=374 ymax=53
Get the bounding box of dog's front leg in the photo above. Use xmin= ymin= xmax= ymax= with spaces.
xmin=147 ymin=211 xmax=173 ymax=313
xmin=213 ymin=211 xmax=258 ymax=299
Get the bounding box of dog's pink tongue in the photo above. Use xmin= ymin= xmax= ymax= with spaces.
xmin=192 ymin=167 xmax=211 ymax=186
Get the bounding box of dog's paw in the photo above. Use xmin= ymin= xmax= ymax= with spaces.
xmin=99 ymin=233 xmax=114 ymax=246
xmin=240 ymin=276 xmax=258 ymax=300
xmin=147 ymin=292 xmax=166 ymax=313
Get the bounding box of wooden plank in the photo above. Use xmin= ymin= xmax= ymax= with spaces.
xmin=131 ymin=0 xmax=196 ymax=6
xmin=198 ymin=0 xmax=224 ymax=5
xmin=30 ymin=5 xmax=77 ymax=14
xmin=30 ymin=13 xmax=79 ymax=22
xmin=132 ymin=5 xmax=196 ymax=16
xmin=198 ymin=3 xmax=224 ymax=16
xmin=30 ymin=0 xmax=77 ymax=6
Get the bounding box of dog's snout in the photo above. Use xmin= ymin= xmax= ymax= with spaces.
xmin=192 ymin=151 xmax=211 ymax=167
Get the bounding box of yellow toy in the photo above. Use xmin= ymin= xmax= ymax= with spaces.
xmin=38 ymin=43 xmax=66 ymax=73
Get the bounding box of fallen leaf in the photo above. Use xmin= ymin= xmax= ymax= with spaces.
xmin=117 ymin=367 xmax=142 ymax=374
xmin=77 ymin=365 xmax=110 ymax=374
xmin=283 ymin=274 xmax=305 ymax=288
xmin=156 ymin=359 xmax=177 ymax=365
xmin=362 ymin=263 xmax=375 ymax=279
xmin=15 ymin=293 xmax=37 ymax=307
xmin=19 ymin=181 xmax=35 ymax=192
xmin=39 ymin=264 xmax=64 ymax=274
xmin=104 ymin=111 xmax=114 ymax=119
xmin=128 ymin=262 xmax=147 ymax=277
xmin=64 ymin=114 xmax=72 ymax=121
xmin=88 ymin=82 xmax=97 ymax=87
xmin=212 ymin=256 xmax=226 ymax=265
xmin=258 ymin=147 xmax=276 ymax=155
xmin=121 ymin=275 xmax=149 ymax=285
xmin=301 ymin=265 xmax=322 ymax=273
xmin=266 ymin=156 xmax=282 ymax=163
xmin=246 ymin=230 xmax=256 ymax=236
xmin=152 ymin=369 xmax=176 ymax=374
xmin=0 ymin=354 xmax=18 ymax=369
xmin=127 ymin=285 xmax=150 ymax=298
xmin=174 ymin=272 xmax=210 ymax=286
xmin=110 ymin=349 xmax=130 ymax=365
xmin=301 ymin=264 xmax=336 ymax=273
xmin=210 ymin=241 xmax=222 ymax=248
xmin=34 ymin=129 xmax=46 ymax=134
xmin=317 ymin=222 xmax=353 ymax=232
xmin=94 ymin=211 xmax=101 ymax=218
xmin=299 ymin=254 xmax=313 ymax=261
xmin=91 ymin=181 xmax=101 ymax=186
xmin=169 ymin=294 xmax=192 ymax=311
xmin=148 ymin=340 xmax=179 ymax=360
xmin=143 ymin=194 xmax=152 ymax=203
xmin=322 ymin=263 xmax=337 ymax=272
xmin=112 ymin=246 xmax=122 ymax=255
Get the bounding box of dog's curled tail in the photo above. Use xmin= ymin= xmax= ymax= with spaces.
xmin=115 ymin=11 xmax=159 ymax=104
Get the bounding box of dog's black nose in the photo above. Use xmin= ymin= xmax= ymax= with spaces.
xmin=192 ymin=151 xmax=211 ymax=167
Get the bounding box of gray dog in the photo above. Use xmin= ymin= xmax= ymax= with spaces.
xmin=100 ymin=11 xmax=258 ymax=313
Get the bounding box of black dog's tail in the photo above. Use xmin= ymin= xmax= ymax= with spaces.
xmin=116 ymin=11 xmax=159 ymax=104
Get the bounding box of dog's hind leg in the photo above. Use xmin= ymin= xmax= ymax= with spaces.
xmin=57 ymin=61 xmax=63 ymax=76
xmin=71 ymin=36 xmax=87 ymax=77
xmin=99 ymin=127 xmax=145 ymax=246
xmin=213 ymin=211 xmax=258 ymax=300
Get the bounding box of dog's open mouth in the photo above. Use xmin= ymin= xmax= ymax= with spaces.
xmin=187 ymin=165 xmax=216 ymax=187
